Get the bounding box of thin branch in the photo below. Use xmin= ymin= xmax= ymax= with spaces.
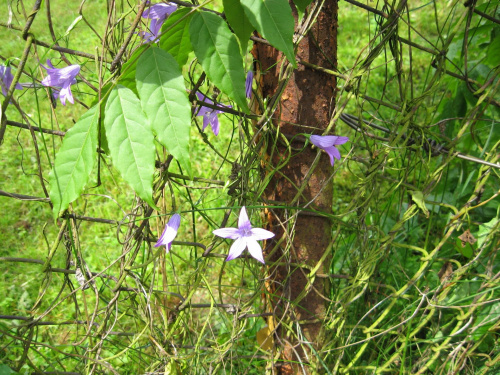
xmin=0 ymin=190 xmax=50 ymax=202
xmin=0 ymin=257 xmax=117 ymax=281
xmin=0 ymin=22 xmax=109 ymax=62
xmin=6 ymin=120 xmax=65 ymax=136
xmin=109 ymin=1 xmax=148 ymax=72
xmin=473 ymin=8 xmax=500 ymax=25
xmin=343 ymin=0 xmax=389 ymax=19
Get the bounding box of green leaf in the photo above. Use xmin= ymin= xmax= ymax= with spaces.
xmin=160 ymin=8 xmax=194 ymax=67
xmin=223 ymin=0 xmax=254 ymax=53
xmin=49 ymin=105 xmax=99 ymax=219
xmin=118 ymin=46 xmax=148 ymax=95
xmin=486 ymin=34 xmax=500 ymax=67
xmin=104 ymin=85 xmax=156 ymax=207
xmin=64 ymin=15 xmax=83 ymax=37
xmin=90 ymin=83 xmax=112 ymax=155
xmin=476 ymin=217 xmax=499 ymax=249
xmin=0 ymin=364 xmax=18 ymax=374
xmin=471 ymin=302 xmax=500 ymax=342
xmin=437 ymin=80 xmax=466 ymax=139
xmin=136 ymin=48 xmax=192 ymax=177
xmin=241 ymin=0 xmax=296 ymax=67
xmin=292 ymin=0 xmax=313 ymax=13
xmin=190 ymin=11 xmax=249 ymax=112
xmin=454 ymin=237 xmax=474 ymax=258
xmin=409 ymin=190 xmax=429 ymax=218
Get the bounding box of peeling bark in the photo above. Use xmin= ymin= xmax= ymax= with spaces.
xmin=252 ymin=2 xmax=338 ymax=373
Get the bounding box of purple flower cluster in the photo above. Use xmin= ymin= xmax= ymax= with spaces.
xmin=2 ymin=61 xmax=81 ymax=106
xmin=139 ymin=3 xmax=177 ymax=42
xmin=6 ymin=9 xmax=350 ymax=266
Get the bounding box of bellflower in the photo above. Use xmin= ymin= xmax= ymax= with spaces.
xmin=0 ymin=65 xmax=23 ymax=97
xmin=196 ymin=92 xmax=232 ymax=136
xmin=41 ymin=60 xmax=80 ymax=106
xmin=140 ymin=3 xmax=177 ymax=42
xmin=245 ymin=71 xmax=253 ymax=99
xmin=213 ymin=207 xmax=275 ymax=264
xmin=155 ymin=213 xmax=181 ymax=252
xmin=310 ymin=135 xmax=349 ymax=166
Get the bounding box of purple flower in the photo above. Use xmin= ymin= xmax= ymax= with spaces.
xmin=310 ymin=135 xmax=349 ymax=166
xmin=155 ymin=213 xmax=181 ymax=252
xmin=0 ymin=65 xmax=23 ymax=97
xmin=213 ymin=207 xmax=275 ymax=264
xmin=245 ymin=71 xmax=253 ymax=99
xmin=138 ymin=25 xmax=163 ymax=43
xmin=41 ymin=60 xmax=80 ymax=106
xmin=140 ymin=3 xmax=177 ymax=42
xmin=195 ymin=92 xmax=232 ymax=136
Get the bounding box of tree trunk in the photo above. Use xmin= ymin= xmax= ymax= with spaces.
xmin=252 ymin=2 xmax=338 ymax=373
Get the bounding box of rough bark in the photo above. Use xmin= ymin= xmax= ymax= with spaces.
xmin=252 ymin=2 xmax=338 ymax=373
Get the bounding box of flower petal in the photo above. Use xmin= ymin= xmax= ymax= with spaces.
xmin=333 ymin=136 xmax=349 ymax=145
xmin=154 ymin=225 xmax=176 ymax=247
xmin=250 ymin=228 xmax=275 ymax=241
xmin=0 ymin=66 xmax=23 ymax=96
xmin=42 ymin=64 xmax=80 ymax=87
xmin=149 ymin=18 xmax=163 ymax=39
xmin=202 ymin=113 xmax=211 ymax=131
xmin=137 ymin=30 xmax=153 ymax=42
xmin=208 ymin=112 xmax=220 ymax=136
xmin=143 ymin=3 xmax=177 ymax=19
xmin=238 ymin=206 xmax=251 ymax=230
xmin=154 ymin=213 xmax=181 ymax=248
xmin=52 ymin=89 xmax=60 ymax=106
xmin=213 ymin=227 xmax=240 ymax=239
xmin=322 ymin=146 xmax=341 ymax=166
xmin=196 ymin=92 xmax=214 ymax=106
xmin=226 ymin=237 xmax=247 ymax=261
xmin=196 ymin=105 xmax=210 ymax=118
xmin=327 ymin=145 xmax=341 ymax=160
xmin=245 ymin=71 xmax=253 ymax=99
xmin=58 ymin=85 xmax=73 ymax=106
xmin=246 ymin=239 xmax=265 ymax=264
xmin=41 ymin=74 xmax=58 ymax=87
xmin=310 ymin=135 xmax=339 ymax=149
xmin=168 ymin=213 xmax=181 ymax=230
